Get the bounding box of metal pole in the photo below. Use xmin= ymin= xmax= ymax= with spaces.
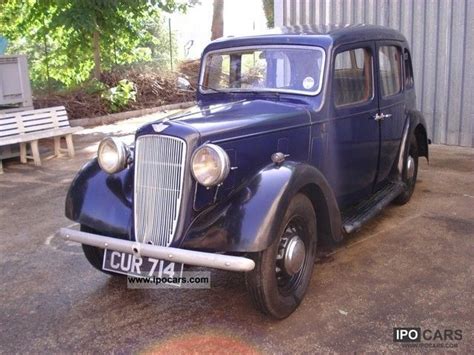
xmin=43 ymin=18 xmax=51 ymax=93
xmin=168 ymin=17 xmax=173 ymax=71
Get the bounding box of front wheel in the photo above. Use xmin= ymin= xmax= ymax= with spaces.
xmin=245 ymin=194 xmax=317 ymax=319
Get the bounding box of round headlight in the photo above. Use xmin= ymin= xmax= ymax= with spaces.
xmin=191 ymin=144 xmax=230 ymax=187
xmin=97 ymin=137 xmax=129 ymax=174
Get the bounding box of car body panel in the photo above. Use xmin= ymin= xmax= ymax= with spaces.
xmin=374 ymin=40 xmax=407 ymax=190
xmin=182 ymin=161 xmax=342 ymax=252
xmin=65 ymin=159 xmax=132 ymax=239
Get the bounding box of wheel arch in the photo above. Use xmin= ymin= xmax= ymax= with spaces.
xmin=182 ymin=161 xmax=343 ymax=252
xmin=406 ymin=109 xmax=430 ymax=162
xmin=65 ymin=159 xmax=132 ymax=239
xmin=414 ymin=123 xmax=429 ymax=161
xmin=299 ymin=183 xmax=342 ymax=246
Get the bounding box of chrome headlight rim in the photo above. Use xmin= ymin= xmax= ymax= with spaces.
xmin=191 ymin=143 xmax=230 ymax=187
xmin=97 ymin=137 xmax=129 ymax=174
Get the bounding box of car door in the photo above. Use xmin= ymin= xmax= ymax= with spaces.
xmin=375 ymin=42 xmax=405 ymax=189
xmin=327 ymin=41 xmax=380 ymax=207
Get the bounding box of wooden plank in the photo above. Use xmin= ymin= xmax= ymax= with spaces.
xmin=1 ymin=117 xmax=32 ymax=125
xmin=0 ymin=115 xmax=16 ymax=121
xmin=23 ymin=116 xmax=69 ymax=125
xmin=23 ymin=118 xmax=66 ymax=127
xmin=54 ymin=137 xmax=61 ymax=156
xmin=15 ymin=106 xmax=66 ymax=116
xmin=20 ymin=110 xmax=67 ymax=119
xmin=0 ymin=129 xmax=21 ymax=137
xmin=24 ymin=120 xmax=70 ymax=128
xmin=24 ymin=124 xmax=59 ymax=132
xmin=50 ymin=109 xmax=60 ymax=128
xmin=15 ymin=113 xmax=26 ymax=134
xmin=0 ymin=123 xmax=21 ymax=131
xmin=24 ymin=123 xmax=70 ymax=133
xmin=65 ymin=134 xmax=75 ymax=157
xmin=30 ymin=140 xmax=41 ymax=166
xmin=0 ymin=126 xmax=82 ymax=145
xmin=20 ymin=143 xmax=27 ymax=163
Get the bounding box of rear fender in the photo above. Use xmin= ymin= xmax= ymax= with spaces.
xmin=408 ymin=110 xmax=429 ymax=161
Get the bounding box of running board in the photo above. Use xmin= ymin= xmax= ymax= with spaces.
xmin=342 ymin=182 xmax=405 ymax=234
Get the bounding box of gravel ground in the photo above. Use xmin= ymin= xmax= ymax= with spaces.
xmin=1 ymin=112 xmax=473 ymax=353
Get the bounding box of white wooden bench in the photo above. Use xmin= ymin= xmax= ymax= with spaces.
xmin=0 ymin=106 xmax=82 ymax=173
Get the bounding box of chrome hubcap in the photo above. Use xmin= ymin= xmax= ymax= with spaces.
xmin=283 ymin=236 xmax=306 ymax=276
xmin=275 ymin=219 xmax=309 ymax=295
xmin=407 ymin=155 xmax=415 ymax=180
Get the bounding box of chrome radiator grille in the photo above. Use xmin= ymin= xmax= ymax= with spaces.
xmin=134 ymin=135 xmax=186 ymax=246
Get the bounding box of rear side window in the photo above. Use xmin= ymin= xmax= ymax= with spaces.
xmin=333 ymin=48 xmax=373 ymax=107
xmin=404 ymin=49 xmax=414 ymax=88
xmin=378 ymin=46 xmax=402 ymax=97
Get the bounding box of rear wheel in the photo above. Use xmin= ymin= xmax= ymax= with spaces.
xmin=80 ymin=225 xmax=121 ymax=276
xmin=394 ymin=134 xmax=419 ymax=205
xmin=245 ymin=194 xmax=317 ymax=319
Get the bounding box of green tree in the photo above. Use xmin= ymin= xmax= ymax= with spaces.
xmin=0 ymin=0 xmax=188 ymax=87
xmin=262 ymin=0 xmax=274 ymax=28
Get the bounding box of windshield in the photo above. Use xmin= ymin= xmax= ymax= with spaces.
xmin=200 ymin=46 xmax=325 ymax=96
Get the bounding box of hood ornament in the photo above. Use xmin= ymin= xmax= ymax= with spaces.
xmin=152 ymin=122 xmax=169 ymax=133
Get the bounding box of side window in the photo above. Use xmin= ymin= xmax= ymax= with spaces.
xmin=334 ymin=48 xmax=373 ymax=107
xmin=378 ymin=46 xmax=402 ymax=97
xmin=404 ymin=49 xmax=414 ymax=88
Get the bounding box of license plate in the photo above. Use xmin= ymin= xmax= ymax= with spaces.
xmin=102 ymin=249 xmax=184 ymax=279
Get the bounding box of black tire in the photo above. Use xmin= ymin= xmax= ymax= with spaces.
xmin=394 ymin=134 xmax=419 ymax=205
xmin=245 ymin=193 xmax=317 ymax=319
xmin=80 ymin=225 xmax=121 ymax=276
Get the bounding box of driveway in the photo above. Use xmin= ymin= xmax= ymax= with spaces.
xmin=1 ymin=112 xmax=473 ymax=353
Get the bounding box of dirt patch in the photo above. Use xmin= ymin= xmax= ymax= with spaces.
xmin=33 ymin=64 xmax=197 ymax=120
xmin=431 ymin=158 xmax=474 ymax=173
xmin=424 ymin=215 xmax=474 ymax=235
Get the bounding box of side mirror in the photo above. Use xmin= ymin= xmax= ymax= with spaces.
xmin=177 ymin=77 xmax=192 ymax=90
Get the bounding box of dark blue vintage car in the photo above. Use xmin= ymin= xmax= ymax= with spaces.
xmin=60 ymin=25 xmax=429 ymax=318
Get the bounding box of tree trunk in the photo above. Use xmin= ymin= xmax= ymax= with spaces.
xmin=92 ymin=29 xmax=101 ymax=80
xmin=262 ymin=0 xmax=274 ymax=28
xmin=211 ymin=0 xmax=224 ymax=40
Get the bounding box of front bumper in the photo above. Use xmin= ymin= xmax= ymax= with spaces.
xmin=59 ymin=228 xmax=255 ymax=272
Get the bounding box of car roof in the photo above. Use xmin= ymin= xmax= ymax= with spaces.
xmin=281 ymin=24 xmax=406 ymax=41
xmin=204 ymin=24 xmax=407 ymax=52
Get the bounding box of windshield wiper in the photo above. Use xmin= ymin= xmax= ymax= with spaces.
xmin=197 ymin=84 xmax=228 ymax=94
xmin=240 ymin=89 xmax=281 ymax=100
xmin=198 ymin=84 xmax=280 ymax=101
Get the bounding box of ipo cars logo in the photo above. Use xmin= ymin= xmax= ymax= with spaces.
xmin=393 ymin=327 xmax=463 ymax=343
xmin=394 ymin=328 xmax=422 ymax=342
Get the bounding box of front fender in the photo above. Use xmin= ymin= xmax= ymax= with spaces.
xmin=65 ymin=159 xmax=133 ymax=239
xmin=181 ymin=161 xmax=342 ymax=252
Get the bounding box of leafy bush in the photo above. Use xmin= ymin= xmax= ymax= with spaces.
xmin=101 ymin=79 xmax=137 ymax=112
xmin=83 ymin=79 xmax=108 ymax=95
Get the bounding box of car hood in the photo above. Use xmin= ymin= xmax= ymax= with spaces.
xmin=137 ymin=99 xmax=311 ymax=143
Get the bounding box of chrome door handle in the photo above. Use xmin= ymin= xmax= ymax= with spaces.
xmin=373 ymin=113 xmax=392 ymax=121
